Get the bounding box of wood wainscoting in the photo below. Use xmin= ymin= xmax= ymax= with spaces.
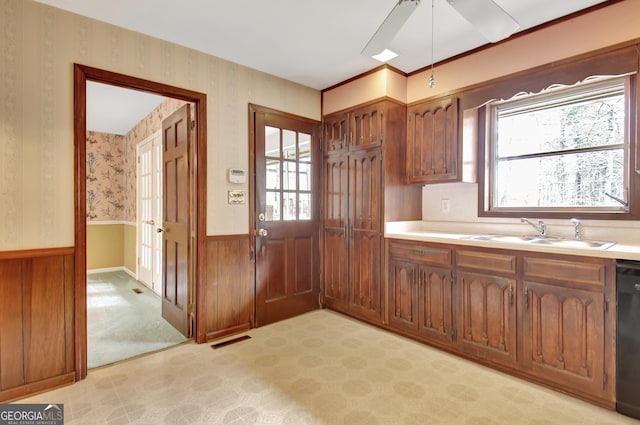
xmin=0 ymin=248 xmax=76 ymax=402
xmin=204 ymin=235 xmax=254 ymax=341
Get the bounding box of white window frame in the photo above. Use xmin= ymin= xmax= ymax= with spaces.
xmin=485 ymin=76 xmax=631 ymax=215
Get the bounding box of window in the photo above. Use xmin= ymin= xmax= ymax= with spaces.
xmin=484 ymin=76 xmax=630 ymax=216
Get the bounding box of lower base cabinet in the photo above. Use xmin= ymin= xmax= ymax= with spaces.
xmin=521 ymin=256 xmax=613 ymax=403
xmin=385 ymin=239 xmax=615 ymax=408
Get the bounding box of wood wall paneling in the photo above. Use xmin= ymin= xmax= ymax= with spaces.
xmin=0 ymin=249 xmax=75 ymax=402
xmin=204 ymin=235 xmax=253 ymax=340
xmin=0 ymin=260 xmax=24 ymax=391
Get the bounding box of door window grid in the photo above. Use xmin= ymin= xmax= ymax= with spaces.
xmin=265 ymin=126 xmax=312 ymax=221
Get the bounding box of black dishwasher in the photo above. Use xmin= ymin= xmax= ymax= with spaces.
xmin=617 ymin=260 xmax=640 ymax=419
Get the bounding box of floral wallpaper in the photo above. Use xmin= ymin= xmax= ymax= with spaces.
xmin=86 ymin=99 xmax=188 ymax=222
xmin=123 ymin=98 xmax=188 ymax=222
xmin=86 ymin=131 xmax=125 ymax=221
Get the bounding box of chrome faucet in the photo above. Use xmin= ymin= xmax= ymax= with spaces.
xmin=521 ymin=218 xmax=546 ymax=237
xmin=570 ymin=218 xmax=581 ymax=240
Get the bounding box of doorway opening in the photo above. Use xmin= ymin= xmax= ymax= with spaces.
xmin=74 ymin=64 xmax=207 ymax=380
xmin=85 ymin=83 xmax=192 ymax=368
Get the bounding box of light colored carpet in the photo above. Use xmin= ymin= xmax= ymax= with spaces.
xmin=87 ymin=271 xmax=187 ymax=369
xmin=21 ymin=309 xmax=637 ymax=424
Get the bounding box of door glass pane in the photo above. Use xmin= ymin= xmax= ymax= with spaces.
xmin=299 ymin=193 xmax=311 ymax=220
xmin=266 ymin=159 xmax=280 ymax=190
xmin=283 ymin=130 xmax=297 ymax=160
xmin=299 ymin=133 xmax=311 ymax=158
xmin=283 ymin=192 xmax=297 ymax=220
xmin=299 ymin=162 xmax=311 ymax=191
xmin=265 ymin=126 xmax=280 ymax=158
xmin=266 ymin=191 xmax=280 ymax=221
xmin=283 ymin=160 xmax=296 ymax=191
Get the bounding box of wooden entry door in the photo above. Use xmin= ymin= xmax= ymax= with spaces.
xmin=253 ymin=107 xmax=321 ymax=326
xmin=161 ymin=104 xmax=191 ymax=337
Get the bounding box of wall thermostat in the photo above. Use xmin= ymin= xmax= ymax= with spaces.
xmin=228 ymin=168 xmax=246 ymax=184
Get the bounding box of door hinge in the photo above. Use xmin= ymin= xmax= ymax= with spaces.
xmin=604 ymin=298 xmax=609 ymax=313
xmin=190 ymin=120 xmax=196 ymax=130
xmin=137 ymin=257 xmax=140 ymax=265
xmin=187 ymin=303 xmax=195 ymax=315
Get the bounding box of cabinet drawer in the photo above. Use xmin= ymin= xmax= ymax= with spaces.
xmin=389 ymin=241 xmax=451 ymax=266
xmin=456 ymin=250 xmax=516 ymax=275
xmin=523 ymin=257 xmax=607 ymax=287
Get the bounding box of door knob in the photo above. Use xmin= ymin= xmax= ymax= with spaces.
xmin=257 ymin=228 xmax=268 ymax=237
xmin=157 ymin=227 xmax=165 ymax=233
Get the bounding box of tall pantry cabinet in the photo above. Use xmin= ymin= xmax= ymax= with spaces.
xmin=322 ymin=98 xmax=422 ymax=324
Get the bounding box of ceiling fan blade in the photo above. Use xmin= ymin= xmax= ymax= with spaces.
xmin=446 ymin=0 xmax=520 ymax=42
xmin=362 ymin=0 xmax=421 ymax=56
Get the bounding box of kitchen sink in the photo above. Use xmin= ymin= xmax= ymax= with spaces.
xmin=461 ymin=234 xmax=615 ymax=250
xmin=530 ymin=238 xmax=616 ymax=249
xmin=462 ymin=234 xmax=540 ymax=243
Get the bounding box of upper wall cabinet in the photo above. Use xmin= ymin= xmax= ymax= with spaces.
xmin=323 ymin=112 xmax=349 ymax=154
xmin=323 ymin=103 xmax=384 ymax=154
xmin=406 ymin=96 xmax=459 ymax=184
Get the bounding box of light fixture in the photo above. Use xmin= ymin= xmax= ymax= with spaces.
xmin=372 ymin=48 xmax=399 ymax=63
xmin=429 ymin=0 xmax=435 ymax=88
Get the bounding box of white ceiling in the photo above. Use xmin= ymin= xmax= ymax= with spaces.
xmin=36 ymin=0 xmax=609 ymax=134
xmin=86 ymin=81 xmax=166 ymax=135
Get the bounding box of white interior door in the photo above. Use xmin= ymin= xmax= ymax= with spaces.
xmin=137 ymin=131 xmax=163 ymax=295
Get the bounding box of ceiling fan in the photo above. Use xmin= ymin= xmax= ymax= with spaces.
xmin=362 ymin=0 xmax=520 ymax=58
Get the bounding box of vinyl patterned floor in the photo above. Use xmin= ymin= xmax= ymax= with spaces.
xmin=20 ymin=309 xmax=640 ymax=425
xmin=87 ymin=271 xmax=187 ymax=369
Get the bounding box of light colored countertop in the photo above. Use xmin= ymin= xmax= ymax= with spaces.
xmin=385 ymin=221 xmax=640 ymax=262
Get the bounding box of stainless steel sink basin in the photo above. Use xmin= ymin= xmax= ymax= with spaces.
xmin=462 ymin=234 xmax=540 ymax=243
xmin=530 ymin=238 xmax=616 ymax=249
xmin=461 ymin=234 xmax=615 ymax=250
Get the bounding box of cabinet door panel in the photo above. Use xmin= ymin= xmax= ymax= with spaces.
xmin=350 ymin=231 xmax=381 ymax=321
xmin=323 ymin=228 xmax=348 ymax=306
xmin=322 ymin=155 xmax=348 ymax=309
xmin=407 ymin=96 xmax=459 ymax=184
xmin=523 ymin=280 xmax=607 ymax=398
xmin=388 ymin=259 xmax=418 ymax=332
xmin=458 ymin=271 xmax=517 ymax=364
xmin=418 ymin=265 xmax=454 ymax=344
xmin=323 ymin=112 xmax=349 ymax=154
xmin=350 ymin=103 xmax=383 ymax=149
xmin=348 ymin=149 xmax=383 ymax=321
xmin=350 ymin=151 xmax=382 ymax=231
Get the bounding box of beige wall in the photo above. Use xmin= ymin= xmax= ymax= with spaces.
xmin=123 ymin=223 xmax=136 ymax=273
xmin=86 ymin=223 xmax=124 ymax=270
xmin=0 ymin=0 xmax=320 ymax=250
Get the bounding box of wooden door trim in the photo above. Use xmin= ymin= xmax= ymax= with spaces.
xmin=73 ymin=64 xmax=207 ymax=381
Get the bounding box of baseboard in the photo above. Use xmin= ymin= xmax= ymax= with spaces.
xmin=88 ymin=266 xmax=136 ymax=278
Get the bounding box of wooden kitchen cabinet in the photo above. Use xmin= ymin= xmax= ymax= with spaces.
xmin=521 ymin=255 xmax=614 ymax=403
xmin=322 ymin=111 xmax=349 ymax=154
xmin=350 ymin=102 xmax=383 ymax=149
xmin=456 ymin=250 xmax=518 ymax=365
xmin=322 ymin=154 xmax=349 ymax=309
xmin=387 ymin=240 xmax=454 ymax=345
xmin=322 ymin=99 xmax=422 ymax=324
xmin=384 ymin=239 xmax=616 ymax=407
xmin=406 ymin=95 xmax=459 ymax=184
